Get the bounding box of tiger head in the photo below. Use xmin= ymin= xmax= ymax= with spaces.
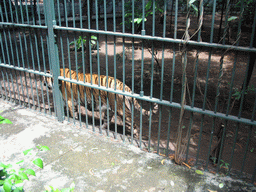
xmin=43 ymin=71 xmax=54 ymax=89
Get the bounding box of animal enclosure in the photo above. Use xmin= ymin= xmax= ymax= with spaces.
xmin=0 ymin=0 xmax=256 ymax=183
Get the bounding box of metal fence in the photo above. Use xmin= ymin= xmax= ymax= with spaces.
xmin=1 ymin=0 xmax=256 ymax=183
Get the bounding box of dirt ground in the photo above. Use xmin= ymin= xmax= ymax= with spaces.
xmin=0 ymin=12 xmax=256 ymax=181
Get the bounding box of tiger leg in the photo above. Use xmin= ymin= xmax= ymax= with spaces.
xmin=124 ymin=116 xmax=139 ymax=138
xmin=67 ymin=99 xmax=78 ymax=119
xmin=102 ymin=108 xmax=114 ymax=130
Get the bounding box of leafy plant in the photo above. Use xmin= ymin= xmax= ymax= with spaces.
xmin=188 ymin=0 xmax=199 ymax=15
xmin=69 ymin=35 xmax=97 ymax=51
xmin=123 ymin=0 xmax=163 ymax=31
xmin=232 ymin=85 xmax=256 ymax=100
xmin=0 ymin=145 xmax=49 ymax=192
xmin=0 ymin=116 xmax=12 ymax=125
xmin=220 ymin=159 xmax=229 ymax=170
xmin=44 ymin=182 xmax=75 ymax=192
xmin=235 ymin=0 xmax=256 ymax=26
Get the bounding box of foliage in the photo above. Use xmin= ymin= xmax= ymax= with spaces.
xmin=232 ymin=85 xmax=256 ymax=100
xmin=69 ymin=36 xmax=97 ymax=51
xmin=0 ymin=116 xmax=12 ymax=125
xmin=210 ymin=157 xmax=230 ymax=170
xmin=220 ymin=159 xmax=229 ymax=170
xmin=235 ymin=0 xmax=256 ymax=26
xmin=123 ymin=0 xmax=163 ymax=31
xmin=195 ymin=169 xmax=204 ymax=175
xmin=188 ymin=0 xmax=199 ymax=15
xmin=0 ymin=146 xmax=49 ymax=192
xmin=44 ymin=182 xmax=75 ymax=192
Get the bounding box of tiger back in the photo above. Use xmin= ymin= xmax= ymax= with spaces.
xmin=44 ymin=68 xmax=158 ymax=137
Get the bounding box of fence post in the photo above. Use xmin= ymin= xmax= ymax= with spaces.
xmin=45 ymin=0 xmax=64 ymax=121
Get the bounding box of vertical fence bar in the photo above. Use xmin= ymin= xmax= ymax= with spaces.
xmin=130 ymin=37 xmax=135 ymax=142
xmin=72 ymin=0 xmax=75 ymax=28
xmin=17 ymin=30 xmax=26 ymax=105
xmin=187 ymin=0 xmax=204 ymax=163
xmin=37 ymin=0 xmax=41 ymax=25
xmin=103 ymin=0 xmax=110 ymax=136
xmin=82 ymin=32 xmax=89 ymax=129
xmin=64 ymin=0 xmax=68 ymax=27
xmin=240 ymin=125 xmax=253 ymax=175
xmin=204 ymin=0 xmax=218 ymax=170
xmin=225 ymin=0 xmax=245 ymax=175
xmin=75 ymin=32 xmax=82 ymax=126
xmin=79 ymin=0 xmax=82 ymax=28
xmin=121 ymin=0 xmax=126 ymax=141
xmin=166 ymin=0 xmax=179 ymax=155
xmin=9 ymin=71 xmax=16 ymax=102
xmin=4 ymin=69 xmax=11 ymax=100
xmin=112 ymin=0 xmax=118 ymax=139
xmin=45 ymin=0 xmax=63 ymax=121
xmin=57 ymin=0 xmax=61 ymax=26
xmin=1 ymin=70 xmax=8 ymax=99
xmin=2 ymin=30 xmax=11 ymax=65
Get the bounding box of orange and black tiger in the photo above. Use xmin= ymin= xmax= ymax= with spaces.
xmin=44 ymin=68 xmax=158 ymax=136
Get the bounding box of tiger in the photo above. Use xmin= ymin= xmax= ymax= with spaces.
xmin=44 ymin=68 xmax=158 ymax=137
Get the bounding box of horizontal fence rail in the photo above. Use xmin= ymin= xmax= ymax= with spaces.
xmin=1 ymin=0 xmax=256 ymax=184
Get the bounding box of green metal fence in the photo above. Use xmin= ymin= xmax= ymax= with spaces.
xmin=1 ymin=0 xmax=256 ymax=183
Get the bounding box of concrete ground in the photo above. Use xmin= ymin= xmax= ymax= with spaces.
xmin=0 ymin=100 xmax=255 ymax=192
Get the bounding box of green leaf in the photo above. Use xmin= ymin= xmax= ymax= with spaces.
xmin=195 ymin=170 xmax=204 ymax=175
xmin=14 ymin=179 xmax=24 ymax=185
xmin=3 ymin=163 xmax=13 ymax=169
xmin=3 ymin=179 xmax=12 ymax=192
xmin=18 ymin=172 xmax=29 ymax=180
xmin=190 ymin=3 xmax=198 ymax=13
xmin=38 ymin=146 xmax=50 ymax=152
xmin=189 ymin=0 xmax=197 ymax=4
xmin=228 ymin=16 xmax=238 ymax=22
xmin=133 ymin=18 xmax=146 ymax=24
xmin=33 ymin=158 xmax=43 ymax=169
xmin=145 ymin=1 xmax=152 ymax=11
xmin=0 ymin=162 xmax=7 ymax=168
xmin=23 ymin=148 xmax=33 ymax=156
xmin=0 ymin=117 xmax=13 ymax=124
xmin=91 ymin=36 xmax=97 ymax=40
xmin=219 ymin=183 xmax=224 ymax=188
xmin=25 ymin=169 xmax=36 ymax=176
xmin=91 ymin=40 xmax=97 ymax=45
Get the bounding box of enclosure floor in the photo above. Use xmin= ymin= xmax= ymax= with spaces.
xmin=0 ymin=100 xmax=255 ymax=191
